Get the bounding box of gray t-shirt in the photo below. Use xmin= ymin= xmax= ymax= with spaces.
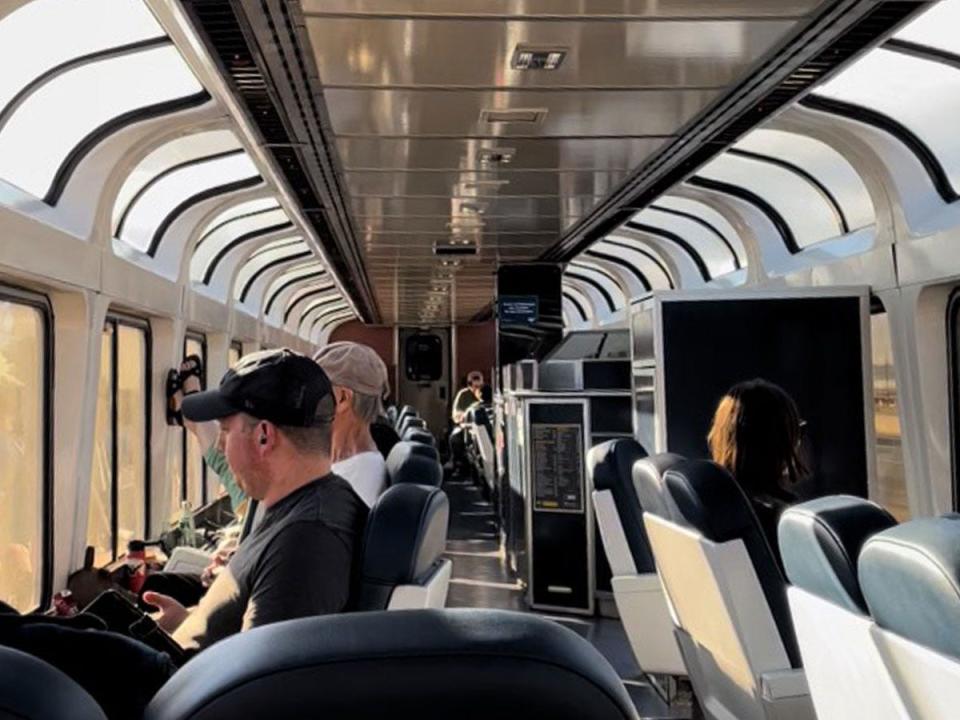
xmin=173 ymin=473 xmax=367 ymax=652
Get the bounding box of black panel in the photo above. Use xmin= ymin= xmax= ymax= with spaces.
xmin=661 ymin=296 xmax=867 ymax=498
xmin=404 ymin=333 xmax=443 ymax=381
xmin=528 ymin=403 xmax=591 ymax=612
xmin=590 ymin=397 xmax=633 ymax=434
xmin=583 ymin=361 xmax=631 ymax=391
xmin=497 ymin=264 xmax=563 ymax=367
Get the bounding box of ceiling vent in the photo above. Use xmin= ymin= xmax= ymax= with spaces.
xmin=478 ymin=147 xmax=516 ymax=165
xmin=511 ymin=45 xmax=567 ymax=71
xmin=480 ymin=108 xmax=547 ymax=125
xmin=459 ymin=201 xmax=487 ymax=215
xmin=461 ymin=179 xmax=510 ymax=192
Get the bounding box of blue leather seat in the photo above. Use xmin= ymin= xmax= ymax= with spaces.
xmin=402 ymin=428 xmax=436 ymax=447
xmin=779 ymin=495 xmax=896 ymax=613
xmin=387 ymin=441 xmax=442 ymax=487
xmin=144 ymin=609 xmax=638 ymax=720
xmin=860 ymin=515 xmax=960 ymax=659
xmin=631 ymin=452 xmax=687 ymax=524
xmin=0 ymin=646 xmax=107 ymax=719
xmin=357 ymin=483 xmax=450 ymax=610
xmin=663 ymin=460 xmax=801 ymax=667
xmin=587 ymin=439 xmax=655 ymax=574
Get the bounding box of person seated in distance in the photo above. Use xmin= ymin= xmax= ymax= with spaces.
xmin=707 ymin=378 xmax=807 ymax=564
xmin=145 ymin=349 xmax=368 ymax=653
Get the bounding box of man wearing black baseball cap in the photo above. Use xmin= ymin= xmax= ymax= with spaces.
xmin=144 ymin=349 xmax=368 ymax=653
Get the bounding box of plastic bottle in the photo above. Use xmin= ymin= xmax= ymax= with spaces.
xmin=178 ymin=501 xmax=197 ymax=548
xmin=127 ymin=540 xmax=147 ymax=594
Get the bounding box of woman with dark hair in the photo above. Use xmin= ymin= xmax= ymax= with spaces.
xmin=707 ymin=378 xmax=807 ymax=556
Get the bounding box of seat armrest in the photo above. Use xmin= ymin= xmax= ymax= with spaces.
xmin=760 ymin=668 xmax=808 ymax=700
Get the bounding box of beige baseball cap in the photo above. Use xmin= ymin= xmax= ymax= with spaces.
xmin=312 ymin=341 xmax=389 ymax=398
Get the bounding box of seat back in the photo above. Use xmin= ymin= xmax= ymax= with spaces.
xmin=358 ymin=483 xmax=450 ymax=611
xmin=857 ymin=516 xmax=960 ymax=720
xmin=371 ymin=421 xmax=400 ymax=459
xmin=399 ymin=416 xmax=427 ymax=435
xmin=588 ymin=439 xmax=685 ymax=676
xmin=632 ymin=453 xmax=687 ymax=524
xmin=644 ymin=460 xmax=810 ymax=720
xmin=779 ymin=496 xmax=905 ymax=720
xmin=402 ymin=428 xmax=436 ymax=447
xmin=587 ymin=439 xmax=654 ymax=576
xmin=145 ymin=609 xmax=639 ymax=720
xmin=0 ymin=646 xmax=107 ymax=720
xmin=665 ymin=460 xmax=801 ymax=667
xmin=386 ymin=441 xmax=443 ymax=487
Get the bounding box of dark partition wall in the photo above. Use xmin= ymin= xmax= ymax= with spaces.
xmin=659 ymin=295 xmax=868 ymax=498
xmin=496 ymin=263 xmax=563 ymax=367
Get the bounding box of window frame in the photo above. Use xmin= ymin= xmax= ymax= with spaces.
xmin=92 ymin=313 xmax=152 ymax=563
xmin=0 ymin=284 xmax=53 ymax=611
xmin=947 ymin=288 xmax=960 ymax=510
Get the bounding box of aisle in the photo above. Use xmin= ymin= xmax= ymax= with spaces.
xmin=441 ymin=475 xmax=691 ymax=720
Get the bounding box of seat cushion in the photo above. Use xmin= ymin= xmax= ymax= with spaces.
xmin=144 ymin=609 xmax=638 ymax=720
xmin=587 ymin=439 xmax=655 ymax=573
xmin=779 ymin=495 xmax=896 ymax=613
xmin=358 ymin=484 xmax=450 ymax=610
xmin=387 ymin=441 xmax=442 ymax=487
xmin=860 ymin=516 xmax=960 ymax=659
xmin=631 ymin=453 xmax=686 ymax=523
xmin=664 ymin=459 xmax=801 ymax=667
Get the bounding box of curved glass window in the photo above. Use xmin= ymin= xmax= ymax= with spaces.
xmin=190 ymin=208 xmax=291 ymax=284
xmin=567 ymin=261 xmax=625 ymax=313
xmin=817 ymin=48 xmax=960 ymax=196
xmin=652 ymin=195 xmax=746 ymax=264
xmin=732 ymin=130 xmax=875 ymax=233
xmin=118 ymin=151 xmax=259 ymax=254
xmin=311 ymin=310 xmax=355 ymax=340
xmin=696 ymin=152 xmax=841 ymax=249
xmin=0 ymin=44 xmax=204 ymax=200
xmin=263 ymin=263 xmax=329 ymax=317
xmin=894 ymin=0 xmax=960 ymax=56
xmin=285 ymin=286 xmax=340 ymax=319
xmin=196 ymin=197 xmax=280 ymax=241
xmin=562 ymin=284 xmax=595 ymax=323
xmin=597 ymin=235 xmax=675 ymax=290
xmin=234 ymin=240 xmax=310 ymax=303
xmin=631 ymin=202 xmax=742 ymax=278
xmin=0 ymin=0 xmax=163 ymax=115
xmin=113 ymin=130 xmax=241 ymax=233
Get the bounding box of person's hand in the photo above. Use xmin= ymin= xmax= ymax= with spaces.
xmin=200 ymin=545 xmax=235 ymax=587
xmin=142 ymin=591 xmax=189 ymax=633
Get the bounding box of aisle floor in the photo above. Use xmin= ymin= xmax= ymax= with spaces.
xmin=441 ymin=477 xmax=692 ymax=719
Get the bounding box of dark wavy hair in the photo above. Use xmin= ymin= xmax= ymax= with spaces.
xmin=707 ymin=378 xmax=808 ymax=494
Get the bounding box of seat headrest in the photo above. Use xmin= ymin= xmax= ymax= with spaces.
xmin=0 ymin=646 xmax=107 ymax=720
xmin=588 ymin=439 xmax=646 ymax=493
xmin=859 ymin=516 xmax=960 ymax=658
xmin=386 ymin=441 xmax=443 ymax=487
xmin=664 ymin=459 xmax=801 ymax=667
xmin=359 ymin=484 xmax=449 ymax=610
xmin=779 ymin=495 xmax=896 ymax=613
xmin=587 ymin=439 xmax=655 ymax=573
xmin=399 ymin=417 xmax=428 ymax=436
xmin=144 ymin=609 xmax=638 ymax=720
xmin=370 ymin=422 xmax=400 ymax=459
xmin=402 ymin=428 xmax=436 ymax=447
xmin=631 ymin=453 xmax=686 ymax=523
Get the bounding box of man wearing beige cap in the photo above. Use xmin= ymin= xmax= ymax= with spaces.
xmin=312 ymin=341 xmax=390 ymax=507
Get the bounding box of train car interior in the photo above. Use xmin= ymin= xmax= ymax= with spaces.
xmin=3 ymin=0 xmax=960 ymax=718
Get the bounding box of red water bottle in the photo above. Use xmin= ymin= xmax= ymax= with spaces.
xmin=127 ymin=540 xmax=147 ymax=594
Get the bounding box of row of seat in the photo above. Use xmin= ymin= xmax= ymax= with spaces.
xmin=462 ymin=404 xmax=496 ymax=494
xmin=589 ymin=438 xmax=960 ymax=720
xmin=384 ymin=404 xmax=443 ymax=488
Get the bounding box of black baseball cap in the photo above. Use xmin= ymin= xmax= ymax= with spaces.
xmin=182 ymin=348 xmax=335 ymax=427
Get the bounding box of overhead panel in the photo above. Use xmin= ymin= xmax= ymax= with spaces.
xmin=300 ymin=0 xmax=825 ymax=323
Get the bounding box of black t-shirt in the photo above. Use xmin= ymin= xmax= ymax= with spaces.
xmin=173 ymin=473 xmax=367 ymax=652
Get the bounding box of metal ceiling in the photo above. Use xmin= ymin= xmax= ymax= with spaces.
xmin=295 ymin=0 xmax=826 ymax=323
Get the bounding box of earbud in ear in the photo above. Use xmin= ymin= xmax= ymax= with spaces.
xmin=259 ymin=435 xmax=267 ymax=445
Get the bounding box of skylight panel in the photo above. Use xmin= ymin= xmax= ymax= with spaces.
xmin=190 ymin=208 xmax=291 ymax=282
